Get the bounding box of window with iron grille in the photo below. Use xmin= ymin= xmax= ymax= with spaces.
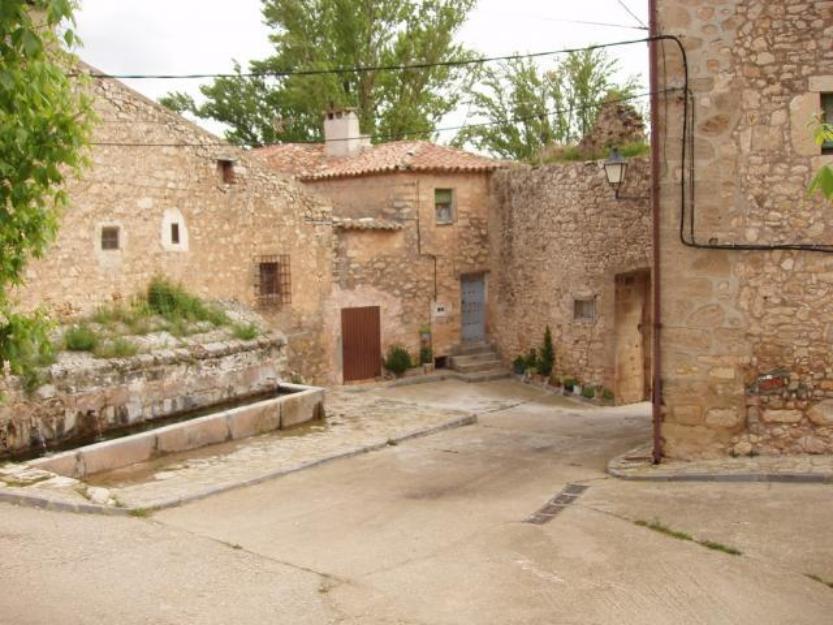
xmin=101 ymin=226 xmax=120 ymax=250
xmin=255 ymin=255 xmax=291 ymax=307
xmin=573 ymin=298 xmax=596 ymax=322
xmin=822 ymin=93 xmax=833 ymax=155
xmin=434 ymin=188 xmax=454 ymax=225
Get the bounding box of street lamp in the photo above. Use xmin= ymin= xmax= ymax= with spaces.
xmin=603 ymin=148 xmax=628 ymax=199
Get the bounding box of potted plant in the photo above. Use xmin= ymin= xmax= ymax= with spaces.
xmin=384 ymin=345 xmax=413 ymax=378
xmin=513 ymin=356 xmax=526 ymax=375
xmin=563 ymin=377 xmax=577 ymax=394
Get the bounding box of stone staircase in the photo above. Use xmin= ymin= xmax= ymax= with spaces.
xmin=448 ymin=342 xmax=509 ymax=382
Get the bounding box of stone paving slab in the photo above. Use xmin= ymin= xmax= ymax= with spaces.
xmin=0 ymin=387 xmax=476 ymax=514
xmin=609 ymin=443 xmax=833 ymax=483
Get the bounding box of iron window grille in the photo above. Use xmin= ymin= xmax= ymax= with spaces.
xmin=573 ymin=298 xmax=596 ymax=321
xmin=822 ymin=93 xmax=833 ymax=155
xmin=101 ymin=226 xmax=120 ymax=250
xmin=434 ymin=188 xmax=454 ymax=225
xmin=255 ymin=255 xmax=291 ymax=307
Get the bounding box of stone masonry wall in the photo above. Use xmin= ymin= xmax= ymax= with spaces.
xmin=656 ymin=0 xmax=833 ymax=458
xmin=307 ymin=171 xmax=492 ymax=380
xmin=0 ymin=335 xmax=287 ymax=458
xmin=12 ymin=73 xmax=335 ymax=383
xmin=488 ymin=159 xmax=652 ymax=392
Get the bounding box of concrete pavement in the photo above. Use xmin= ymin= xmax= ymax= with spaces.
xmin=1 ymin=379 xmax=831 ymax=623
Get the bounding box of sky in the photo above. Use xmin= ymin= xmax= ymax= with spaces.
xmin=73 ymin=0 xmax=650 ymax=142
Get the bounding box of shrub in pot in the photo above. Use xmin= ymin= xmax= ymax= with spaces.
xmin=384 ymin=345 xmax=413 ymax=377
xmin=513 ymin=356 xmax=526 ymax=375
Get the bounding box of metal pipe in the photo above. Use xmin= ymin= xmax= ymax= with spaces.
xmin=649 ymin=0 xmax=664 ymax=464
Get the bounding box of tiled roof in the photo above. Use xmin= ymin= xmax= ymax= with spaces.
xmin=333 ymin=217 xmax=404 ymax=231
xmin=254 ymin=140 xmax=501 ymax=180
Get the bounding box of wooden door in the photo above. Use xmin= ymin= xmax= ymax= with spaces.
xmin=461 ymin=274 xmax=486 ymax=343
xmin=341 ymin=306 xmax=381 ymax=382
xmin=614 ymin=271 xmax=651 ymax=404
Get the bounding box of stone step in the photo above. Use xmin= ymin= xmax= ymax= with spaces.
xmin=456 ymin=368 xmax=511 ymax=383
xmin=454 ymin=359 xmax=504 ymax=374
xmin=449 ymin=352 xmax=502 ymax=368
xmin=452 ymin=342 xmax=495 ymax=356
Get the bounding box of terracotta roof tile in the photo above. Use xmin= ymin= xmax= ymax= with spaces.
xmin=253 ymin=140 xmax=501 ymax=180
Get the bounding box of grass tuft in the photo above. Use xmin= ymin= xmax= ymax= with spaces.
xmin=128 ymin=507 xmax=152 ymax=518
xmin=64 ymin=324 xmax=99 ymax=352
xmin=147 ymin=276 xmax=228 ymax=326
xmin=635 ymin=518 xmax=742 ymax=556
xmin=232 ymin=323 xmax=259 ymax=341
xmin=93 ymin=338 xmax=139 ymax=359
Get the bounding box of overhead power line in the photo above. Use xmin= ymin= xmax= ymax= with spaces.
xmin=71 ymin=36 xmax=656 ymax=81
xmin=89 ymin=87 xmax=680 ymax=149
xmin=616 ymin=0 xmax=649 ymax=29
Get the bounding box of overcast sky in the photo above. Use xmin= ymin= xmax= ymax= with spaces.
xmin=73 ymin=0 xmax=650 ymax=142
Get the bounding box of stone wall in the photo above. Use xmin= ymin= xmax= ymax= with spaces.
xmin=12 ymin=72 xmax=335 ymax=383
xmin=488 ymin=159 xmax=652 ymax=394
xmin=307 ymin=171 xmax=492 ymax=380
xmin=655 ymin=0 xmax=833 ymax=457
xmin=0 ymin=335 xmax=287 ymax=458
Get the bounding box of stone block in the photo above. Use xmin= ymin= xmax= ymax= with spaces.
xmin=761 ymin=409 xmax=803 ymax=424
xmin=671 ymin=404 xmax=704 ymax=426
xmin=227 ymin=402 xmax=282 ymax=439
xmin=28 ymin=451 xmax=81 ymax=478
xmin=705 ymin=408 xmax=741 ymax=428
xmin=79 ymin=434 xmax=156 ymax=477
xmin=807 ymin=400 xmax=833 ymax=426
xmin=155 ymin=416 xmax=230 ymax=454
xmin=281 ymin=390 xmax=324 ymax=429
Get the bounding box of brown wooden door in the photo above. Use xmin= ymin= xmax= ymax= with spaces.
xmin=341 ymin=306 xmax=382 ymax=382
xmin=614 ymin=271 xmax=651 ymax=404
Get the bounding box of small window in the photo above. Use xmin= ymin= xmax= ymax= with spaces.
xmin=101 ymin=226 xmax=120 ymax=250
xmin=434 ymin=189 xmax=454 ymax=225
xmin=256 ymin=255 xmax=291 ymax=307
xmin=822 ymin=93 xmax=833 ymax=154
xmin=171 ymin=223 xmax=180 ymax=245
xmin=574 ymin=298 xmax=596 ymax=321
xmin=218 ymin=159 xmax=236 ymax=184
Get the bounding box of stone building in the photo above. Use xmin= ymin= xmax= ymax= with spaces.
xmin=13 ymin=66 xmax=336 ymax=383
xmin=653 ymin=0 xmax=833 ymax=457
xmin=256 ymin=110 xmax=503 ymax=383
xmin=488 ymin=159 xmax=653 ymax=403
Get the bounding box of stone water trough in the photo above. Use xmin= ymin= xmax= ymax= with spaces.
xmin=27 ymin=382 xmax=324 ymax=479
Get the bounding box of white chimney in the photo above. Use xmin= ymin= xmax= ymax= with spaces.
xmin=323 ymin=108 xmax=369 ymax=157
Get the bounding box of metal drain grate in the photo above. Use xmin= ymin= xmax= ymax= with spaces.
xmin=524 ymin=483 xmax=589 ymax=525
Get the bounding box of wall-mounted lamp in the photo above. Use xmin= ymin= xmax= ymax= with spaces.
xmin=603 ymin=148 xmax=628 ymax=199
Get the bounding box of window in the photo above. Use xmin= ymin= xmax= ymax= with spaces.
xmin=256 ymin=255 xmax=291 ymax=306
xmin=434 ymin=189 xmax=454 ymax=225
xmin=574 ymin=298 xmax=596 ymax=321
xmin=822 ymin=93 xmax=833 ymax=154
xmin=218 ymin=159 xmax=236 ymax=184
xmin=171 ymin=223 xmax=180 ymax=245
xmin=101 ymin=226 xmax=120 ymax=250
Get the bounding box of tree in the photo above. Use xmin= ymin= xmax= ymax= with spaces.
xmin=538 ymin=325 xmax=555 ymax=377
xmin=0 ymin=0 xmax=93 ymax=386
xmin=161 ymin=0 xmax=476 ymax=147
xmin=453 ymin=49 xmax=640 ymax=161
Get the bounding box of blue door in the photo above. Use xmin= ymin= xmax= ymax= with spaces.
xmin=461 ymin=274 xmax=486 ymax=343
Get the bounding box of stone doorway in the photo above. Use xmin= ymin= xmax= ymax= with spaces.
xmin=614 ymin=270 xmax=652 ymax=405
xmin=460 ymin=274 xmax=486 ymax=344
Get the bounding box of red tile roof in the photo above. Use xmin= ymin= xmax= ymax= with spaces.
xmin=253 ymin=140 xmax=501 ymax=180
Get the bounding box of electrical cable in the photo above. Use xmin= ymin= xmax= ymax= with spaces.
xmin=69 ymin=36 xmax=658 ymax=80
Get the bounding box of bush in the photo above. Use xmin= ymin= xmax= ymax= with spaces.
xmin=384 ymin=345 xmax=413 ymax=377
xmin=93 ymin=338 xmax=139 ymax=359
xmin=512 ymin=356 xmax=526 ymax=375
xmin=539 ymin=326 xmax=555 ymax=376
xmin=581 ymin=386 xmax=596 ymax=399
xmin=64 ymin=324 xmax=99 ymax=352
xmin=563 ymin=377 xmax=577 ymax=391
xmin=0 ymin=310 xmax=55 ymax=393
xmin=601 ymin=388 xmax=615 ymax=402
xmin=419 ymin=346 xmax=433 ymax=365
xmin=524 ymin=348 xmax=538 ymax=370
xmin=232 ymin=323 xmax=259 ymax=341
xmin=147 ymin=276 xmax=228 ymax=326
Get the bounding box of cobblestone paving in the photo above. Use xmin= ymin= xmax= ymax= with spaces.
xmin=0 ymin=386 xmax=475 ymax=512
xmin=609 ymin=443 xmax=833 ymax=482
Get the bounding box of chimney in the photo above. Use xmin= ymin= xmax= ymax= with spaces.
xmin=323 ymin=108 xmax=370 ymax=157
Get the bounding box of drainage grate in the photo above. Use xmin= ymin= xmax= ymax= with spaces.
xmin=524 ymin=484 xmax=589 ymax=525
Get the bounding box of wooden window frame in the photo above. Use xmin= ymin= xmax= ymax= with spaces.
xmin=822 ymin=93 xmax=833 ymax=155
xmin=434 ymin=188 xmax=455 ymax=225
xmin=573 ymin=298 xmax=596 ymax=322
xmin=101 ymin=226 xmax=120 ymax=251
xmin=255 ymin=255 xmax=291 ymax=308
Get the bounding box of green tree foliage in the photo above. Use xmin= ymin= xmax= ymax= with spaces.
xmin=538 ymin=325 xmax=554 ymax=376
xmin=809 ymin=120 xmax=833 ymax=201
xmin=0 ymin=0 xmax=93 ymax=386
xmin=453 ymin=49 xmax=640 ymax=160
xmin=161 ymin=0 xmax=476 ymax=147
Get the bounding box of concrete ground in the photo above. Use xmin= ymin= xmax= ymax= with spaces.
xmin=1 ymin=379 xmax=832 ymax=624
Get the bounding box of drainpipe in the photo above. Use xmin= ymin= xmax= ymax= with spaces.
xmin=649 ymin=0 xmax=664 ymax=464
